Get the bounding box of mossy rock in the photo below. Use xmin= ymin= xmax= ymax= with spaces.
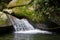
xmin=0 ymin=12 xmax=12 ymax=27
xmin=5 ymin=0 xmax=46 ymax=23
xmin=7 ymin=0 xmax=32 ymax=7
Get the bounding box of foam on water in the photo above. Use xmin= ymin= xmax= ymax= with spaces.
xmin=15 ymin=29 xmax=52 ymax=34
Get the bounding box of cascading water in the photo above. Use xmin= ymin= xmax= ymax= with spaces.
xmin=9 ymin=16 xmax=34 ymax=31
xmin=7 ymin=15 xmax=52 ymax=34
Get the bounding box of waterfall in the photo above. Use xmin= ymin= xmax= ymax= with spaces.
xmin=8 ymin=16 xmax=34 ymax=31
xmin=7 ymin=15 xmax=52 ymax=34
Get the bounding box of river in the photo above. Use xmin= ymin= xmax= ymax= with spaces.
xmin=0 ymin=33 xmax=60 ymax=40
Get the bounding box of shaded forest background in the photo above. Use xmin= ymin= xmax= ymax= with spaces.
xmin=0 ymin=0 xmax=60 ymax=28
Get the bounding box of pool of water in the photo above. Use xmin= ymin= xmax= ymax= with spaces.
xmin=0 ymin=33 xmax=60 ymax=40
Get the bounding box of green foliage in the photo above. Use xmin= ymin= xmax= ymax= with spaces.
xmin=11 ymin=0 xmax=47 ymax=23
xmin=35 ymin=0 xmax=60 ymax=24
xmin=0 ymin=0 xmax=11 ymax=11
xmin=0 ymin=20 xmax=6 ymax=25
xmin=0 ymin=0 xmax=60 ymax=24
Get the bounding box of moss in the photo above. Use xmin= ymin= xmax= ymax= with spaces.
xmin=0 ymin=20 xmax=6 ymax=25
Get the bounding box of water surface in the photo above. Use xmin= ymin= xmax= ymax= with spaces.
xmin=0 ymin=33 xmax=60 ymax=40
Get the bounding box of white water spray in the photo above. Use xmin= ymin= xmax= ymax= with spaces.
xmin=8 ymin=15 xmax=52 ymax=34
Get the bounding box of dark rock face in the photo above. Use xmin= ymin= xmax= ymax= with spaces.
xmin=0 ymin=25 xmax=14 ymax=34
xmin=30 ymin=21 xmax=60 ymax=33
xmin=0 ymin=0 xmax=12 ymax=3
